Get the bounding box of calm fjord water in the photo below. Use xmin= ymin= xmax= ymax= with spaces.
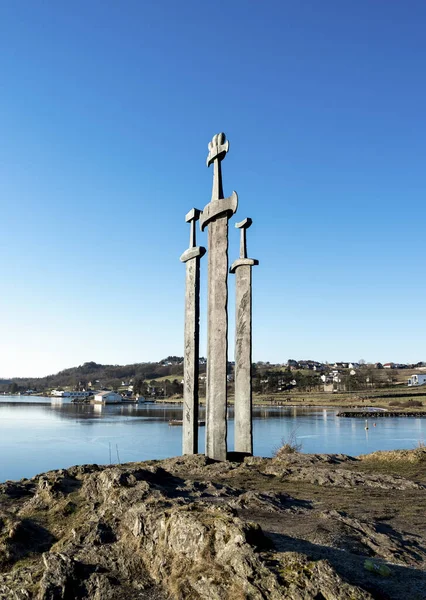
xmin=1 ymin=396 xmax=425 ymax=482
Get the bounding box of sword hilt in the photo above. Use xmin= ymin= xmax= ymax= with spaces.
xmin=181 ymin=208 xmax=206 ymax=263
xmin=235 ymin=218 xmax=253 ymax=259
xmin=185 ymin=208 xmax=202 ymax=248
xmin=207 ymin=132 xmax=230 ymax=202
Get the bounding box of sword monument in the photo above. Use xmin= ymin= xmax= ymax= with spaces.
xmin=180 ymin=209 xmax=205 ymax=454
xmin=200 ymin=133 xmax=238 ymax=461
xmin=230 ymin=218 xmax=258 ymax=455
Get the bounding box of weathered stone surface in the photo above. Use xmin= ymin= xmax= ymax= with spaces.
xmin=4 ymin=449 xmax=426 ymax=598
xmin=180 ymin=209 xmax=205 ymax=455
xmin=37 ymin=553 xmax=78 ymax=599
xmin=0 ymin=455 xmax=388 ymax=600
xmin=265 ymin=460 xmax=425 ymax=489
xmin=202 ymin=133 xmax=237 ymax=461
xmin=233 ymin=264 xmax=253 ymax=453
xmin=182 ymin=255 xmax=202 ymax=454
xmin=206 ymin=216 xmax=229 ymax=461
xmin=230 ymin=218 xmax=258 ymax=455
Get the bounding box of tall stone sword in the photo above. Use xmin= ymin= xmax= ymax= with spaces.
xmin=180 ymin=208 xmax=206 ymax=455
xmin=230 ymin=218 xmax=258 ymax=455
xmin=200 ymin=133 xmax=238 ymax=461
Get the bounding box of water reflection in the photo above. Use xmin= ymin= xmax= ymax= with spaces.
xmin=0 ymin=397 xmax=425 ymax=482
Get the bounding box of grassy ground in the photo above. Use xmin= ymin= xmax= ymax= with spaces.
xmin=147 ymin=375 xmax=184 ymax=382
xmin=173 ymin=448 xmax=426 ymax=599
xmin=155 ymin=386 xmax=426 ymax=411
xmin=252 ymin=386 xmax=426 ymax=410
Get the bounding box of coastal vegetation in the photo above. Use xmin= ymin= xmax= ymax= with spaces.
xmin=0 ymin=356 xmax=425 ymax=396
xmin=2 ymin=359 xmax=426 ymax=412
xmin=0 ymin=357 xmax=189 ymax=397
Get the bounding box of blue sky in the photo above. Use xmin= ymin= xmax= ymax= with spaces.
xmin=1 ymin=1 xmax=425 ymax=377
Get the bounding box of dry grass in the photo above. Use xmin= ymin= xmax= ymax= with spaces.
xmin=253 ymin=386 xmax=426 ymax=411
xmin=359 ymin=447 xmax=426 ymax=464
xmin=388 ymin=399 xmax=423 ymax=408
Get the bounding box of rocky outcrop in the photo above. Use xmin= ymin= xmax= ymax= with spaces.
xmin=1 ymin=451 xmax=425 ymax=599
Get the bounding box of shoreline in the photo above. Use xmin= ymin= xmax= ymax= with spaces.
xmin=338 ymin=410 xmax=426 ymax=418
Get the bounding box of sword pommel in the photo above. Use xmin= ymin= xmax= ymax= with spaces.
xmin=234 ymin=216 xmax=257 ymax=262
xmin=207 ymin=132 xmax=229 ymax=167
xmin=183 ymin=207 xmax=203 ymax=250
xmin=235 ymin=218 xmax=252 ymax=230
xmin=185 ymin=208 xmax=202 ymax=223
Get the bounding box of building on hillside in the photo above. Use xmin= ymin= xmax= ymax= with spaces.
xmin=87 ymin=380 xmax=101 ymax=387
xmin=383 ymin=363 xmax=395 ymax=369
xmin=408 ymin=374 xmax=426 ymax=387
xmin=94 ymin=391 xmax=122 ymax=404
xmin=287 ymin=360 xmax=299 ymax=369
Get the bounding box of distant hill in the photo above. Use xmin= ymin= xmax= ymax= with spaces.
xmin=0 ymin=357 xmax=188 ymax=393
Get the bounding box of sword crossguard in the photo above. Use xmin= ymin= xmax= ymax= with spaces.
xmin=206 ymin=132 xmax=229 ymax=167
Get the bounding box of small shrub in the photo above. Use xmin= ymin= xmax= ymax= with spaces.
xmin=273 ymin=429 xmax=302 ymax=458
xmin=404 ymin=400 xmax=423 ymax=408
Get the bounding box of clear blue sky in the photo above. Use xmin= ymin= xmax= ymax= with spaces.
xmin=1 ymin=1 xmax=425 ymax=377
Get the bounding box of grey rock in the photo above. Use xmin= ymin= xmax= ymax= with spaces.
xmin=38 ymin=553 xmax=77 ymax=599
xmin=1 ymin=455 xmax=406 ymax=599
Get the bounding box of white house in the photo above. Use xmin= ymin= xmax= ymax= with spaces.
xmin=94 ymin=391 xmax=122 ymax=404
xmin=408 ymin=374 xmax=426 ymax=387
